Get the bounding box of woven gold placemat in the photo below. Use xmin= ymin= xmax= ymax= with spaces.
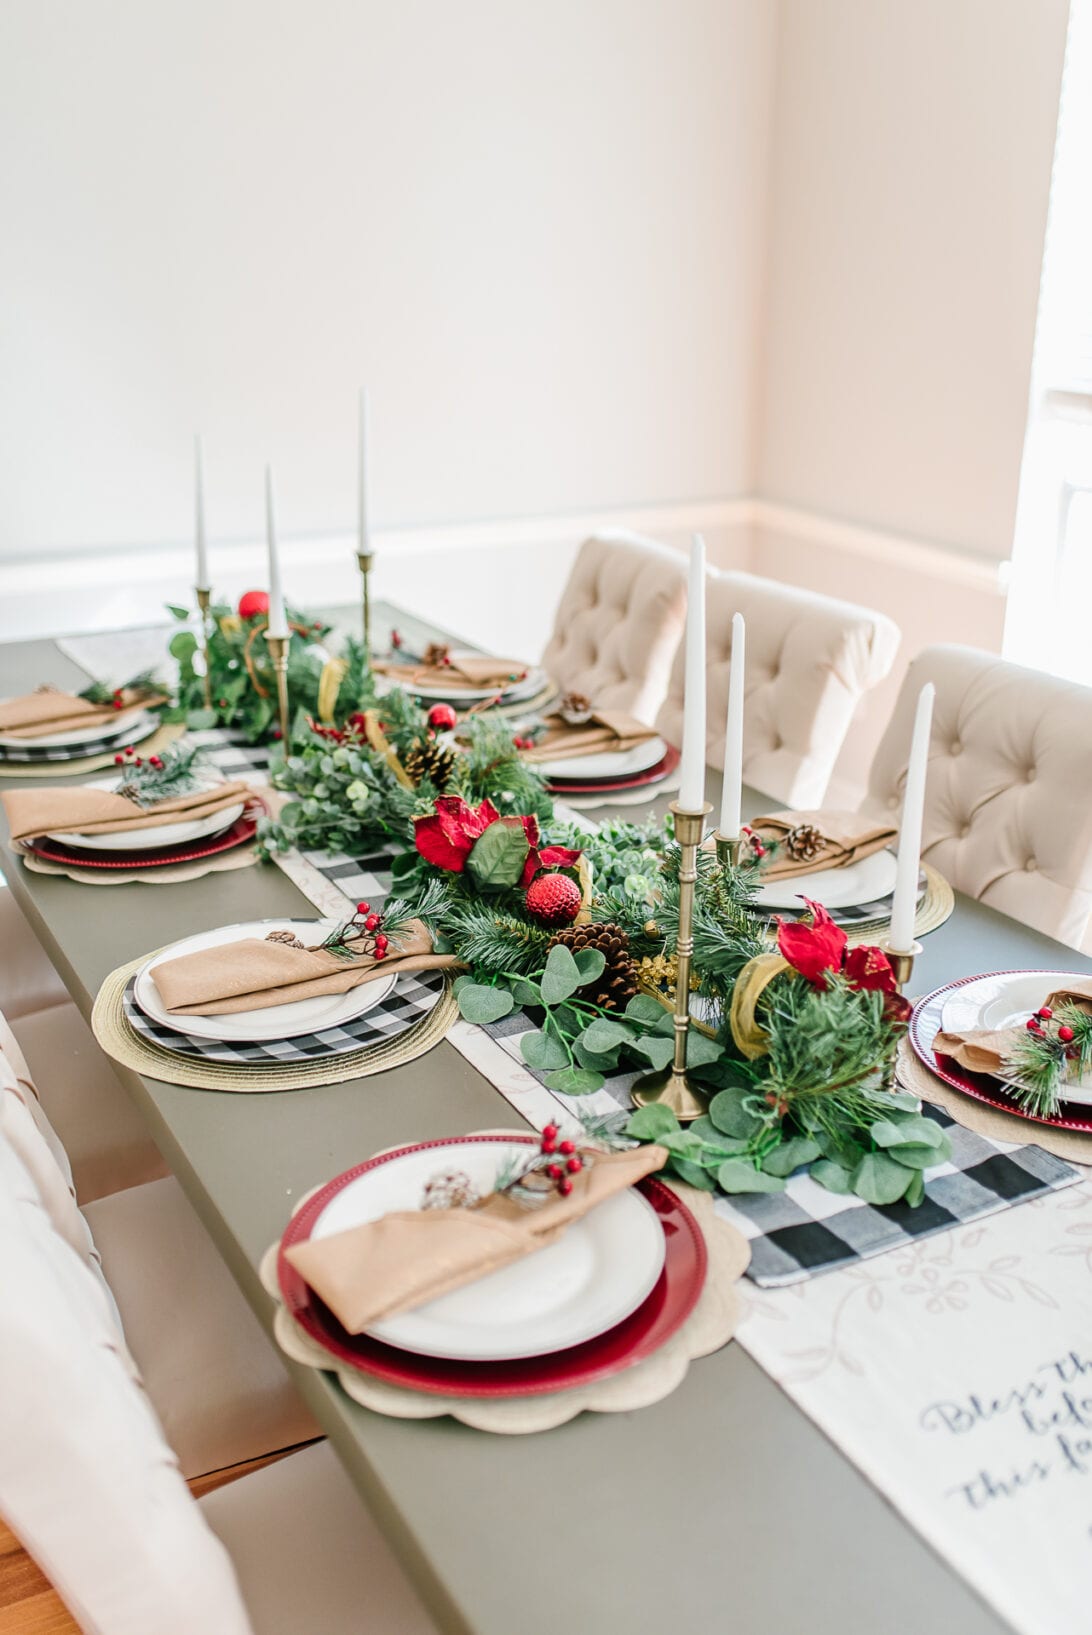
xmin=259 ymin=1174 xmax=749 ymax=1433
xmin=897 ymin=1039 xmax=1092 ymax=1165
xmin=476 ymin=681 xmax=558 ymax=721
xmin=0 ymin=721 xmax=185 ymax=779
xmin=17 ymin=840 xmax=261 ymax=887
xmin=843 ymin=863 xmax=954 ymax=945
xmin=91 ymin=950 xmax=458 ymax=1093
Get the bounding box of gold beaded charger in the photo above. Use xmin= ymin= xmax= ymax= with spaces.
xmin=260 ymin=1165 xmax=749 ymax=1433
xmin=91 ymin=948 xmax=458 ymax=1093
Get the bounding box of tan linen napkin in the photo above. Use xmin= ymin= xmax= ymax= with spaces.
xmin=746 ymin=808 xmax=897 ymax=881
xmin=373 ymin=654 xmax=528 ymax=692
xmin=284 ymin=1142 xmax=668 ymax=1332
xmin=0 ymin=686 xmax=164 ymax=741
xmin=932 ymin=980 xmax=1092 ymax=1075
xmin=2 ymin=781 xmax=255 ymax=844
xmin=522 ymin=710 xmax=658 ymax=764
xmin=150 ymin=919 xmax=460 ymax=1016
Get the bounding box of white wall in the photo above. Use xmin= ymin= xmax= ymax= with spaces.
xmin=0 ymin=0 xmax=775 ymax=561
xmin=757 ymin=0 xmax=1068 ymax=560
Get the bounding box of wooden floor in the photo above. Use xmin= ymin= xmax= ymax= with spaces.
xmin=0 ymin=1447 xmax=304 ymax=1633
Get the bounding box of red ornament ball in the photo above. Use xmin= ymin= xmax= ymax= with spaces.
xmin=524 ymin=872 xmax=582 ymax=927
xmin=427 ymin=703 xmax=458 ymax=732
xmin=238 ymin=589 xmax=270 ymax=620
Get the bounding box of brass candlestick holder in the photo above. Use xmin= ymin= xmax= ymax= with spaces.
xmin=356 ymin=549 xmax=374 ymax=661
xmin=881 ymin=939 xmax=923 ymax=995
xmin=264 ymin=631 xmax=291 ymax=747
xmin=632 ymin=801 xmax=713 ymax=1123
xmin=712 ymin=830 xmax=741 ymax=868
xmin=195 ymin=585 xmax=213 ymax=710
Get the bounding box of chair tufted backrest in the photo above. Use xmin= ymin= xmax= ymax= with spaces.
xmin=542 ymin=531 xmax=688 ymax=721
xmin=0 ymin=1132 xmax=253 ymax=1635
xmin=656 ymin=568 xmax=900 ymax=807
xmin=866 ymin=645 xmax=1092 ymax=950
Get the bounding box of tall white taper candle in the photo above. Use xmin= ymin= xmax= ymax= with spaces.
xmin=888 ymin=681 xmax=935 ymax=952
xmin=264 ymin=465 xmax=289 ymax=639
xmin=719 ymin=611 xmax=746 ymax=837
xmin=358 ymin=387 xmax=370 ymax=558
xmin=194 ymin=434 xmax=210 ymax=591
xmin=677 ymin=533 xmax=707 ymax=812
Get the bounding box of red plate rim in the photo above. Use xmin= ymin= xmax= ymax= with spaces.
xmin=909 ymin=968 xmax=1092 ymax=1133
xmin=277 ymin=1133 xmax=707 ymax=1397
xmin=547 ymin=742 xmax=680 ymax=795
xmin=25 ymin=802 xmax=265 ymax=870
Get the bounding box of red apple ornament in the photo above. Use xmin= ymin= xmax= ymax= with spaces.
xmin=238 ymin=589 xmax=270 ymax=620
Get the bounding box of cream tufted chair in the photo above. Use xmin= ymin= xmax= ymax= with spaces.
xmin=656 ymin=568 xmax=900 ymax=806
xmin=866 ymin=645 xmax=1092 ymax=950
xmin=0 ymin=1126 xmax=436 ymax=1635
xmin=542 ymin=531 xmax=688 ymax=721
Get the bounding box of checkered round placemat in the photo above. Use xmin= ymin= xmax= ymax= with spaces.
xmin=0 ymin=721 xmax=184 ymax=778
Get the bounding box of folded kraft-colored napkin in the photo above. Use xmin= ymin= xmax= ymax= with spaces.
xmin=746 ymin=809 xmax=897 ymax=881
xmin=150 ymin=918 xmax=460 ymax=1016
xmin=373 ymin=653 xmax=528 ymax=692
xmin=0 ymin=685 xmax=163 ymax=741
xmin=3 ymin=781 xmax=254 ymax=843
xmin=522 ymin=710 xmax=658 ymax=763
xmin=284 ymin=1142 xmax=668 ymax=1331
xmin=933 ymin=980 xmax=1092 ymax=1076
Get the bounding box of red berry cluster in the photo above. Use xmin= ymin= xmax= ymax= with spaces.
xmin=512 ymin=734 xmax=535 ymax=751
xmin=354 ymin=901 xmax=389 ymax=961
xmin=741 ymin=825 xmax=767 ymax=861
xmin=390 ymin=629 xmax=404 ymax=650
xmin=538 ymin=1123 xmax=583 ymax=1197
xmin=113 ymin=745 xmax=164 ymax=771
xmin=1026 ymin=1006 xmax=1077 ymax=1053
xmin=110 ymin=688 xmax=126 ymax=711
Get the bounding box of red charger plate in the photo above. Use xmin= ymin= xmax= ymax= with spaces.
xmin=278 ymin=1133 xmax=707 ymax=1397
xmin=25 ymin=805 xmax=263 ymax=871
xmin=547 ymin=743 xmax=680 ymax=796
xmin=909 ymin=971 xmax=1092 ymax=1133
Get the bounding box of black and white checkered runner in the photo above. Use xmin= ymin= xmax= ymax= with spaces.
xmin=206 ymin=729 xmax=1084 ymax=1285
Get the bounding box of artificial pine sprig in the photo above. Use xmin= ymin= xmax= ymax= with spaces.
xmin=1005 ymin=1002 xmax=1092 ymax=1117
xmin=113 ymin=742 xmax=206 ymax=806
xmin=79 ymin=669 xmax=164 ymax=708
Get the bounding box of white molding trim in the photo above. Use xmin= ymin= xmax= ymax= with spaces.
xmin=748 ymin=500 xmax=1009 ymax=594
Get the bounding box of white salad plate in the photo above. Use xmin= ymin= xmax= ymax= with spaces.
xmin=311 ymin=1138 xmax=667 ymax=1361
xmin=136 ymin=918 xmax=398 ymax=1043
xmin=0 ymin=706 xmax=157 ymax=751
xmin=939 ymin=969 xmax=1092 ymax=1105
xmin=754 ymin=847 xmax=900 ymax=911
xmin=539 ymin=735 xmax=669 ymax=782
xmin=48 ymin=776 xmax=245 ymax=852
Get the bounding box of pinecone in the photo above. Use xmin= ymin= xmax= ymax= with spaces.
xmin=784 ymin=822 xmax=824 ymax=862
xmin=422 ymin=642 xmax=451 ymax=668
xmin=265 ymin=930 xmax=306 ymax=948
xmin=547 ymin=922 xmax=639 ymax=1011
xmin=404 ymin=739 xmax=456 ymax=790
xmin=421 ymin=1169 xmax=480 ymax=1210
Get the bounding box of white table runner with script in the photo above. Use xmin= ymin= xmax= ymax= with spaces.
xmin=737 ymin=1176 xmax=1092 ymax=1635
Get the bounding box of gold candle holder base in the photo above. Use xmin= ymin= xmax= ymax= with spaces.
xmin=880 ymin=939 xmax=923 ymax=994
xmin=195 ymin=585 xmax=213 ymax=710
xmin=712 ymin=829 xmax=741 ymax=868
xmin=264 ymin=632 xmax=291 ymax=747
xmin=356 ymin=549 xmax=374 ymax=661
xmin=631 ymin=800 xmax=712 ymax=1124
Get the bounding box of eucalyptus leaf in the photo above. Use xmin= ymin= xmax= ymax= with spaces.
xmin=184 ymin=707 xmax=218 ymax=730
xmin=581 ymin=1017 xmax=635 ymax=1054
xmin=689 ymin=1117 xmax=750 ymax=1155
xmin=708 ymin=1086 xmax=762 ymax=1140
xmin=870 ymin=1115 xmax=945 ymax=1150
xmin=761 ymin=1136 xmax=822 ymax=1178
xmin=810 ymin=1158 xmax=854 ymax=1195
xmin=667 ymin=1156 xmax=717 ymax=1191
xmin=852 ymin=1151 xmax=914 ymax=1206
xmin=572 ymin=947 xmax=607 ymax=984
xmin=659 ymin=1129 xmax=708 ymax=1159
xmin=685 ymin=1028 xmax=724 ymax=1067
xmin=625 ymin=994 xmax=669 ymax=1025
xmin=166 ymin=603 xmax=191 ymax=620
xmin=520 ymin=1030 xmax=570 ymax=1071
xmin=904 ymin=1168 xmax=926 ymax=1207
xmin=630 ymin=1034 xmax=675 ymax=1071
xmin=455 ymin=984 xmax=515 ymax=1024
xmin=572 ymin=1038 xmax=621 ymax=1072
xmin=169 ymin=630 xmax=198 ymax=661
xmin=716 ymin=1159 xmax=786 ymax=1194
xmin=509 ymin=978 xmax=542 ymax=1008
xmin=625 ymin=1103 xmax=681 ymax=1141
xmin=543 ymin=1066 xmax=604 ymax=1096
xmin=541 ymin=943 xmax=582 ymax=1006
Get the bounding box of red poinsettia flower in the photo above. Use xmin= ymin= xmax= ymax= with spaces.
xmin=413 ymin=796 xmax=501 ymax=872
xmin=776 ymin=899 xmax=848 ymax=989
xmin=843 ymin=943 xmax=898 ymax=994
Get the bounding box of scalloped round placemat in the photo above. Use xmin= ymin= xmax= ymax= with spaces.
xmin=0 ymin=721 xmax=185 ymax=778
xmin=17 ymin=838 xmax=261 ymax=886
xmin=259 ymin=1173 xmax=749 ymax=1432
xmin=896 ymin=1038 xmax=1092 ymax=1165
xmin=91 ymin=950 xmax=458 ymax=1092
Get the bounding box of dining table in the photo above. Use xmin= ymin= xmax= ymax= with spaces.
xmin=2 ymin=607 xmax=1087 ymax=1635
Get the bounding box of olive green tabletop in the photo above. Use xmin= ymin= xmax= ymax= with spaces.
xmin=4 ymin=624 xmax=1082 ymax=1635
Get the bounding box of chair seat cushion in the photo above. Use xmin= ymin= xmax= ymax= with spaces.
xmin=84 ymin=1176 xmax=319 ymax=1480
xmin=200 ymin=1442 xmax=436 ymax=1635
xmin=11 ymin=1001 xmax=168 ymax=1202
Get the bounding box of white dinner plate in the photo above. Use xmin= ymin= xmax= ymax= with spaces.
xmin=754 ymin=847 xmax=900 ymax=911
xmin=0 ymin=706 xmax=157 ymax=751
xmin=48 ymin=776 xmax=245 ymax=851
xmin=539 ymin=735 xmax=668 ymax=782
xmin=940 ymin=969 xmax=1092 ymax=1105
xmin=136 ymin=918 xmax=398 ymax=1043
xmin=312 ymin=1138 xmax=667 ymax=1360
xmin=404 ymin=655 xmax=545 ymax=704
